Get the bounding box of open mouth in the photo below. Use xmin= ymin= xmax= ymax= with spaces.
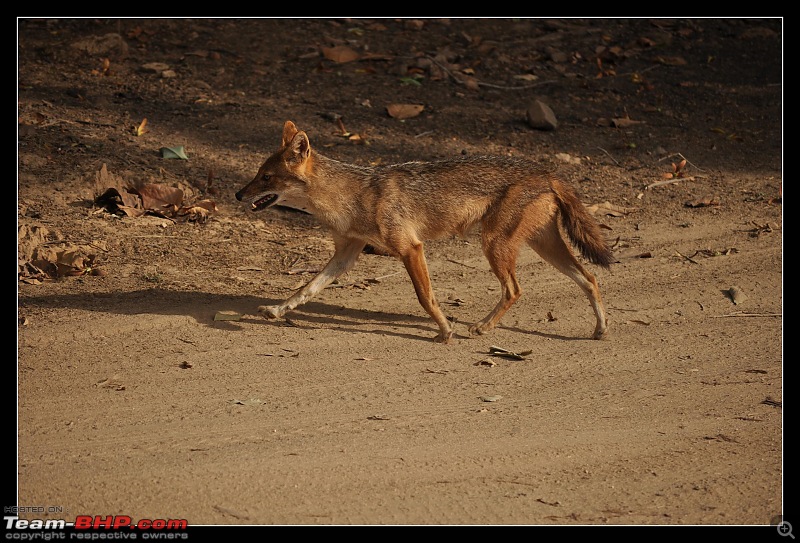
xmin=251 ymin=194 xmax=279 ymax=211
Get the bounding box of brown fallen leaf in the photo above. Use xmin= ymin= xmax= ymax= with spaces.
xmin=386 ymin=103 xmax=424 ymax=119
xmin=134 ymin=184 xmax=184 ymax=211
xmin=611 ymin=117 xmax=645 ymax=128
xmin=488 ymin=346 xmax=532 ymax=360
xmin=321 ymin=45 xmax=360 ymax=63
xmin=116 ymin=204 xmax=147 ymax=218
xmin=178 ymin=199 xmax=217 ymax=222
xmin=685 ymin=196 xmax=720 ymax=208
xmin=584 ymin=201 xmax=634 ymax=217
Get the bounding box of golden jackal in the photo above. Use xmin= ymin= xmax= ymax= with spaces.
xmin=236 ymin=120 xmax=612 ymax=344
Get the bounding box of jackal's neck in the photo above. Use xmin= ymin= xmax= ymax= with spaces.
xmin=309 ymin=152 xmax=373 ymax=181
xmin=303 ymin=152 xmax=372 ymax=232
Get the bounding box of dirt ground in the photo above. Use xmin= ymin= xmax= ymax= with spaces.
xmin=16 ymin=18 xmax=783 ymax=528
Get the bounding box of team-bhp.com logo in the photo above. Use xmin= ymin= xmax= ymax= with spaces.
xmin=5 ymin=514 xmax=188 ymax=538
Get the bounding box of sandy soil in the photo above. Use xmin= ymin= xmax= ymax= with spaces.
xmin=16 ymin=18 xmax=783 ymax=529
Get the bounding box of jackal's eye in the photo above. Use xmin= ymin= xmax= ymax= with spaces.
xmin=262 ymin=174 xmax=271 ymax=181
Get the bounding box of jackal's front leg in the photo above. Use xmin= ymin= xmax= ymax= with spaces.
xmin=259 ymin=237 xmax=366 ymax=319
xmin=400 ymin=242 xmax=453 ymax=344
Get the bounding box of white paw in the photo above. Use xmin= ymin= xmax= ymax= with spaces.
xmin=258 ymin=305 xmax=283 ymax=319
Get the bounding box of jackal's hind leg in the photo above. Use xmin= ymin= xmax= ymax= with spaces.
xmin=469 ymin=240 xmax=522 ymax=336
xmin=528 ymin=223 xmax=608 ymax=339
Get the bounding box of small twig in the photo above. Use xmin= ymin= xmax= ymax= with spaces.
xmin=645 ymin=176 xmax=696 ymax=190
xmin=614 ymin=64 xmax=661 ymax=78
xmin=425 ymin=55 xmax=558 ymax=90
xmin=414 ymin=130 xmax=434 ymax=138
xmin=373 ymin=271 xmax=402 ymax=281
xmin=656 ymin=152 xmax=704 ymax=172
xmin=447 ymin=258 xmax=480 ymax=270
xmin=674 ymin=250 xmax=699 ymax=264
xmin=596 ymin=147 xmax=620 ymax=166
xmin=712 ymin=312 xmax=782 ymax=318
xmin=608 ymin=306 xmax=640 ymax=312
xmin=476 ymin=79 xmax=559 ymax=90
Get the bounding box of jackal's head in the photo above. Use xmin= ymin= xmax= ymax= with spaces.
xmin=235 ymin=120 xmax=313 ymax=212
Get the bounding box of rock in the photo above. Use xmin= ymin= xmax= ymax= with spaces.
xmin=555 ymin=152 xmax=581 ymax=165
xmin=544 ymin=46 xmax=568 ymax=63
xmin=526 ymin=100 xmax=558 ymax=131
xmin=141 ymin=62 xmax=171 ymax=73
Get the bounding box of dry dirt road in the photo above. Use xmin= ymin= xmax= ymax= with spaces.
xmin=16 ymin=17 xmax=783 ymax=530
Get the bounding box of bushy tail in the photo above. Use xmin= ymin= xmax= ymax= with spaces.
xmin=551 ymin=180 xmax=614 ymax=268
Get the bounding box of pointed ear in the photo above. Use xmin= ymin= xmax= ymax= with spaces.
xmin=281 ymin=121 xmax=299 ymax=147
xmin=288 ymin=131 xmax=311 ymax=163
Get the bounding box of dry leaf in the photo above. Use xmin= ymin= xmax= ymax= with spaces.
xmin=488 ymin=346 xmax=532 ymax=360
xmin=135 ymin=118 xmax=148 ymax=136
xmin=386 ymin=103 xmax=424 ymax=119
xmin=134 ymin=184 xmax=184 ymax=211
xmin=685 ymin=196 xmax=720 ymax=208
xmin=655 ymin=56 xmax=687 ymax=66
xmin=584 ymin=201 xmax=634 ymax=217
xmin=178 ymin=199 xmax=217 ymax=222
xmin=611 ymin=117 xmax=645 ymax=128
xmin=321 ymin=45 xmax=360 ymax=63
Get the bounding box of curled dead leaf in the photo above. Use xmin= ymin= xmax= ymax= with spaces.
xmin=386 ymin=103 xmax=425 ymax=119
xmin=135 ymin=118 xmax=148 ymax=136
xmin=584 ymin=201 xmax=635 ymax=217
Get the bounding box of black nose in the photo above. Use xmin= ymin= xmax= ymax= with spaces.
xmin=235 ymin=190 xmax=244 ymax=201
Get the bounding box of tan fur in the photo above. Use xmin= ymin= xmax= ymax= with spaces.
xmin=236 ymin=120 xmax=613 ymax=344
